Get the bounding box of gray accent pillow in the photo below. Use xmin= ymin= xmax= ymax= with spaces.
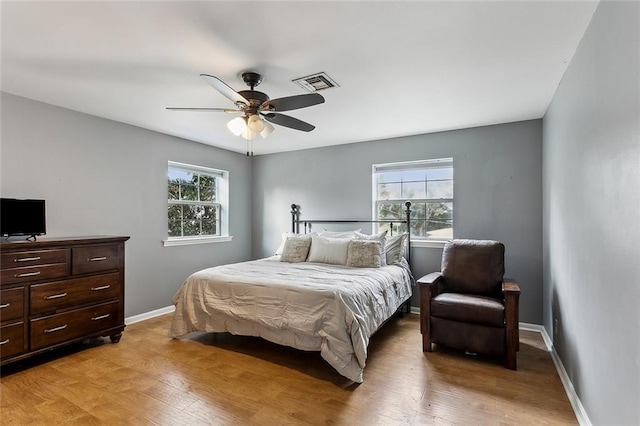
xmin=385 ymin=233 xmax=408 ymax=265
xmin=355 ymin=230 xmax=388 ymax=266
xmin=275 ymin=232 xmax=297 ymax=255
xmin=280 ymin=236 xmax=312 ymax=263
xmin=346 ymin=240 xmax=382 ymax=268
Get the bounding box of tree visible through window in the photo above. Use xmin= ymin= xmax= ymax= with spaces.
xmin=373 ymin=158 xmax=453 ymax=240
xmin=167 ymin=162 xmax=225 ymax=238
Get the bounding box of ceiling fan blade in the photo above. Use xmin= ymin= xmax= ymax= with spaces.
xmin=262 ymin=113 xmax=315 ymax=132
xmin=166 ymin=107 xmax=240 ymax=113
xmin=200 ymin=74 xmax=249 ymax=105
xmin=264 ymin=93 xmax=324 ymax=112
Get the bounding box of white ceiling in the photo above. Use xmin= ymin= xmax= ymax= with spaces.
xmin=1 ymin=1 xmax=598 ymax=155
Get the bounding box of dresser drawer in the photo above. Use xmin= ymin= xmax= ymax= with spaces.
xmin=30 ymin=301 xmax=121 ymax=350
xmin=0 ymin=322 xmax=25 ymax=359
xmin=0 ymin=287 xmax=25 ymax=322
xmin=72 ymin=245 xmax=119 ymax=275
xmin=1 ymin=249 xmax=69 ymax=270
xmin=1 ymin=263 xmax=69 ymax=285
xmin=31 ymin=273 xmax=120 ymax=316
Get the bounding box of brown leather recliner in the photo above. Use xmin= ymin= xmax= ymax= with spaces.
xmin=418 ymin=239 xmax=521 ymax=369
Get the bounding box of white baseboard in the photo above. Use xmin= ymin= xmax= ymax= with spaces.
xmin=126 ymin=305 xmax=590 ymax=425
xmin=125 ymin=305 xmax=175 ymax=325
xmin=498 ymin=322 xmax=591 ymax=425
xmin=535 ymin=326 xmax=591 ymax=426
xmin=519 ymin=322 xmax=554 ymax=350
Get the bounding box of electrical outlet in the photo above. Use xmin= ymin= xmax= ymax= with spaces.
xmin=554 ymin=318 xmax=559 ymax=334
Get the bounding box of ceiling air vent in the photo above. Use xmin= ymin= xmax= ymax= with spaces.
xmin=292 ymin=72 xmax=339 ymax=93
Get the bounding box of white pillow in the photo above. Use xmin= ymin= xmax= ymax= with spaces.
xmin=346 ymin=240 xmax=382 ymax=268
xmin=355 ymin=230 xmax=388 ymax=266
xmin=307 ymin=235 xmax=351 ymax=265
xmin=320 ymin=229 xmax=361 ymax=239
xmin=385 ymin=233 xmax=408 ymax=265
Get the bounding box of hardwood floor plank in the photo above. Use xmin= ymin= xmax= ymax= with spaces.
xmin=1 ymin=314 xmax=576 ymax=425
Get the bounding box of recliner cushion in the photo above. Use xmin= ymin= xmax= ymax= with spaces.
xmin=431 ymin=293 xmax=505 ymax=327
xmin=441 ymin=239 xmax=505 ymax=295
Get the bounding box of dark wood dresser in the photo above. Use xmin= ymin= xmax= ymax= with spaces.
xmin=0 ymin=236 xmax=129 ymax=366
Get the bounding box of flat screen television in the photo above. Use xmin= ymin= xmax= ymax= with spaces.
xmin=1 ymin=198 xmax=46 ymax=238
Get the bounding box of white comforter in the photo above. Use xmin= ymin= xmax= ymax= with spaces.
xmin=171 ymin=256 xmax=413 ymax=382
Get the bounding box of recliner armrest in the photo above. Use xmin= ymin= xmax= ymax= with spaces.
xmin=418 ymin=272 xmax=444 ymax=299
xmin=502 ymin=279 xmax=521 ymax=294
xmin=417 ymin=272 xmax=443 ymax=286
xmin=418 ymin=272 xmax=443 ymax=338
xmin=502 ymin=278 xmax=521 ymax=357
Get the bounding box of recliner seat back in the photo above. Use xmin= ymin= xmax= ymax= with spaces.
xmin=441 ymin=239 xmax=505 ymax=296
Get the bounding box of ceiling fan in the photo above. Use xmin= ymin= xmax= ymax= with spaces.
xmin=167 ymin=72 xmax=325 ymax=141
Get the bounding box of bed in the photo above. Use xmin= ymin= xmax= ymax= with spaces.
xmin=170 ymin=203 xmax=414 ymax=383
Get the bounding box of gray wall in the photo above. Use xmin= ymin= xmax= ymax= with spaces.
xmin=0 ymin=93 xmax=253 ymax=317
xmin=252 ymin=120 xmax=543 ymax=324
xmin=542 ymin=1 xmax=640 ymax=424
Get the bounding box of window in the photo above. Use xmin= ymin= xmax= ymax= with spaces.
xmin=164 ymin=161 xmax=230 ymax=246
xmin=373 ymin=158 xmax=453 ymax=243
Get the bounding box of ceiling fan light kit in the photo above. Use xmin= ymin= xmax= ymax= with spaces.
xmin=228 ymin=116 xmax=274 ymax=140
xmin=167 ymin=71 xmax=326 ymax=148
xmin=227 ymin=116 xmax=247 ymax=136
xmin=247 ymin=114 xmax=265 ymax=133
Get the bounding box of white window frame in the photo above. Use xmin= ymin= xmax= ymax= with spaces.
xmin=163 ymin=161 xmax=232 ymax=247
xmin=372 ymin=158 xmax=453 ymax=248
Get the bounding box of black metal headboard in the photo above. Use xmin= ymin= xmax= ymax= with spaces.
xmin=290 ymin=201 xmax=413 ymax=267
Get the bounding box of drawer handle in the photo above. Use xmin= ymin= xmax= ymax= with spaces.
xmin=0 ymin=339 xmax=9 ymax=345
xmin=15 ymin=256 xmax=41 ymax=262
xmin=0 ymin=303 xmax=10 ymax=309
xmin=91 ymin=285 xmax=111 ymax=291
xmin=91 ymin=313 xmax=110 ymax=321
xmin=44 ymin=292 xmax=67 ymax=300
xmin=88 ymin=257 xmax=107 ymax=262
xmin=15 ymin=271 xmax=41 ymax=278
xmin=44 ymin=324 xmax=67 ymax=333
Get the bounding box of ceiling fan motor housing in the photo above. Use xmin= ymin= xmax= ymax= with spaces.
xmin=241 ymin=72 xmax=263 ymax=89
xmin=238 ymin=90 xmax=270 ymax=109
xmin=238 ymin=72 xmax=271 ymax=113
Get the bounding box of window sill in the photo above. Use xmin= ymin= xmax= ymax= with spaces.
xmin=162 ymin=235 xmax=233 ymax=247
xmin=411 ymin=239 xmax=448 ymax=249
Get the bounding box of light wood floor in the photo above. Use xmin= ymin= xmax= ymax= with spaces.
xmin=1 ymin=314 xmax=576 ymax=425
